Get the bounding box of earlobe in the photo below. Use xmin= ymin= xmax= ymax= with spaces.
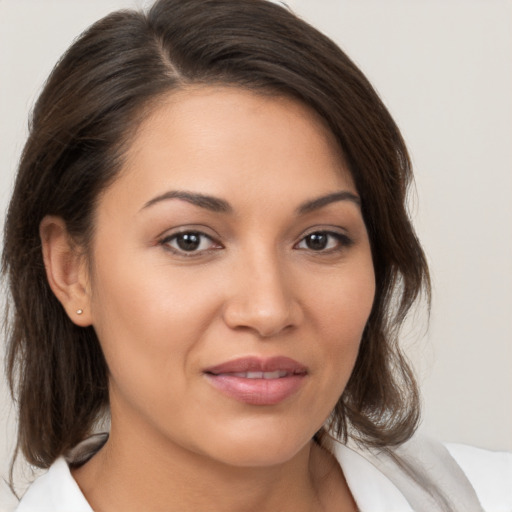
xmin=39 ymin=216 xmax=92 ymax=326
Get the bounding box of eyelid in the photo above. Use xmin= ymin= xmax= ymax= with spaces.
xmin=155 ymin=223 xmax=221 ymax=240
xmin=297 ymin=225 xmax=351 ymax=241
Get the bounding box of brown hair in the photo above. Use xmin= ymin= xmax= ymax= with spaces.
xmin=3 ymin=0 xmax=429 ymax=471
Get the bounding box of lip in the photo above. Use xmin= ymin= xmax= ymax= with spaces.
xmin=203 ymin=356 xmax=308 ymax=406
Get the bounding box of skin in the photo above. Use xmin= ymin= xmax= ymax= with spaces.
xmin=41 ymin=87 xmax=375 ymax=511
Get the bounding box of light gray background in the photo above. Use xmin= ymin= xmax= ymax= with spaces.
xmin=1 ymin=0 xmax=511 ymax=503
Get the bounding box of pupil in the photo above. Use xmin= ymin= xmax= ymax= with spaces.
xmin=307 ymin=233 xmax=327 ymax=250
xmin=177 ymin=232 xmax=201 ymax=251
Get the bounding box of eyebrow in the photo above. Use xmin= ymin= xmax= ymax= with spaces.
xmin=296 ymin=191 xmax=361 ymax=214
xmin=141 ymin=189 xmax=360 ymax=214
xmin=142 ymin=190 xmax=232 ymax=213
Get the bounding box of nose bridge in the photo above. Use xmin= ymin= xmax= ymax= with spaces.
xmin=222 ymin=243 xmax=300 ymax=337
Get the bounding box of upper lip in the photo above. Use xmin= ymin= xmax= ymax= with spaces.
xmin=204 ymin=356 xmax=308 ymax=375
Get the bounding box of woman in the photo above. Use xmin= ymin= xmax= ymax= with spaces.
xmin=2 ymin=0 xmax=510 ymax=511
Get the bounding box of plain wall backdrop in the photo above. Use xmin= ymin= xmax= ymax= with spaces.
xmin=1 ymin=0 xmax=511 ymax=504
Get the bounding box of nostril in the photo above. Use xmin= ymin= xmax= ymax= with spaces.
xmin=221 ymin=262 xmax=303 ymax=336
xmin=222 ymin=303 xmax=299 ymax=338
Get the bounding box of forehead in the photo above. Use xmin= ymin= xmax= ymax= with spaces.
xmin=106 ymin=86 xmax=355 ymax=211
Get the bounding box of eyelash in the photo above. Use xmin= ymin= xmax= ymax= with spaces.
xmin=159 ymin=230 xmax=353 ymax=257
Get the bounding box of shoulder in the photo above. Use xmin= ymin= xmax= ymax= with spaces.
xmin=391 ymin=435 xmax=512 ymax=511
xmin=334 ymin=434 xmax=512 ymax=512
xmin=15 ymin=459 xmax=92 ymax=512
xmin=14 ymin=435 xmax=107 ymax=511
xmin=445 ymin=442 xmax=512 ymax=512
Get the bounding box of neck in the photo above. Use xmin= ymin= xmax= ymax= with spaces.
xmin=72 ymin=417 xmax=353 ymax=512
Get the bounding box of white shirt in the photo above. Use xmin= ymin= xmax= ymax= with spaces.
xmin=10 ymin=436 xmax=512 ymax=512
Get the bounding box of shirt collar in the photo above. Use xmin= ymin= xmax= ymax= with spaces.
xmin=334 ymin=442 xmax=413 ymax=512
xmin=16 ymin=457 xmax=93 ymax=512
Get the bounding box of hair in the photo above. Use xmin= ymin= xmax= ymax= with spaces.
xmin=3 ymin=0 xmax=429 ymax=473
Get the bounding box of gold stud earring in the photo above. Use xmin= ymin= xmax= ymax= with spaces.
xmin=76 ymin=309 xmax=84 ymax=315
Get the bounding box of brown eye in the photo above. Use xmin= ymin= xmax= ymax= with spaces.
xmin=296 ymin=231 xmax=352 ymax=252
xmin=304 ymin=233 xmax=329 ymax=250
xmin=161 ymin=231 xmax=219 ymax=255
xmin=175 ymin=232 xmax=202 ymax=251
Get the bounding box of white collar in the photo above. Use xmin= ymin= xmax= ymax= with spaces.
xmin=334 ymin=442 xmax=413 ymax=512
xmin=16 ymin=457 xmax=92 ymax=512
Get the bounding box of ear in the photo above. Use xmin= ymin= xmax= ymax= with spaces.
xmin=40 ymin=216 xmax=92 ymax=327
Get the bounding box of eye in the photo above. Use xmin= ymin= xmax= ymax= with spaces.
xmin=296 ymin=231 xmax=352 ymax=252
xmin=160 ymin=231 xmax=220 ymax=255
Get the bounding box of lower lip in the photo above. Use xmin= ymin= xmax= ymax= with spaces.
xmin=204 ymin=374 xmax=306 ymax=405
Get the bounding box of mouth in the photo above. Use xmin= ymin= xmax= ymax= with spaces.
xmin=203 ymin=356 xmax=308 ymax=406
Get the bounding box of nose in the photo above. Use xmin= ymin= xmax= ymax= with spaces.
xmin=222 ymin=251 xmax=303 ymax=338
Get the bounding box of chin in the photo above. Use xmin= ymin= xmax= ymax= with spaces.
xmin=196 ymin=422 xmax=315 ymax=468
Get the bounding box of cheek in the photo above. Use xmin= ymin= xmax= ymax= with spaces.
xmin=103 ymin=280 xmax=216 ymax=345
xmin=310 ymin=258 xmax=375 ymax=386
xmin=314 ymin=255 xmax=375 ymax=333
xmin=88 ymin=244 xmax=223 ymax=393
xmin=88 ymin=266 xmax=227 ymax=443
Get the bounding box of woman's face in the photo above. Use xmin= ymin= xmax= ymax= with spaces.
xmin=86 ymin=87 xmax=375 ymax=466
